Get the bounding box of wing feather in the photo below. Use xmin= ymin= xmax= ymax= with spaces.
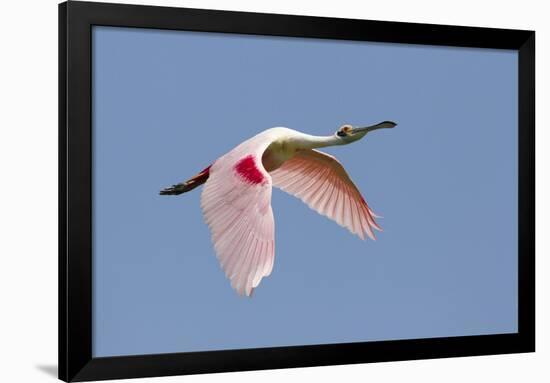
xmin=200 ymin=132 xmax=380 ymax=296
xmin=201 ymin=138 xmax=275 ymax=297
xmin=317 ymin=176 xmax=336 ymax=217
xmin=270 ymin=149 xmax=381 ymax=240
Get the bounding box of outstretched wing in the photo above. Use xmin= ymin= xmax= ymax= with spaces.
xmin=270 ymin=149 xmax=381 ymax=240
xmin=200 ymin=141 xmax=275 ymax=297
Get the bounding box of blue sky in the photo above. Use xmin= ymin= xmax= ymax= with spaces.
xmin=92 ymin=26 xmax=518 ymax=357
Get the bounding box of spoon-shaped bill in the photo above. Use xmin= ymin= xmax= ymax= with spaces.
xmin=353 ymin=121 xmax=397 ymax=134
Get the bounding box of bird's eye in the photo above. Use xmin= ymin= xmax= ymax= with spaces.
xmin=337 ymin=125 xmax=352 ymax=137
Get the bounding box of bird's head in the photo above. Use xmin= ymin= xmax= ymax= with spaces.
xmin=335 ymin=121 xmax=397 ymax=143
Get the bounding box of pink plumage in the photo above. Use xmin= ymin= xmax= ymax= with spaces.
xmin=200 ymin=132 xmax=276 ymax=296
xmin=270 ymin=149 xmax=381 ymax=240
xmin=161 ymin=122 xmax=397 ymax=296
xmin=234 ymin=155 xmax=267 ymax=185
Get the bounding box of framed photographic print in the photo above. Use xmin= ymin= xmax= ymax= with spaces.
xmin=59 ymin=1 xmax=535 ymax=381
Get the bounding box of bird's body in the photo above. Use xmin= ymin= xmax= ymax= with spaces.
xmin=160 ymin=121 xmax=396 ymax=296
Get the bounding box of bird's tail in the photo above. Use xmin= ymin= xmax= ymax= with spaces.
xmin=159 ymin=165 xmax=211 ymax=196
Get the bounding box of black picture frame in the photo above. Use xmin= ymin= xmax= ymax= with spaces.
xmin=59 ymin=1 xmax=535 ymax=381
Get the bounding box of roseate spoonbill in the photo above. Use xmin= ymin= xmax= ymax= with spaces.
xmin=160 ymin=121 xmax=397 ymax=296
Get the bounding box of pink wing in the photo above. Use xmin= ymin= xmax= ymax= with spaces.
xmin=270 ymin=149 xmax=381 ymax=240
xmin=200 ymin=139 xmax=275 ymax=297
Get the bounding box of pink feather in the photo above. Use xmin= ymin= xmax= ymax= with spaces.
xmin=199 ymin=128 xmax=382 ymax=297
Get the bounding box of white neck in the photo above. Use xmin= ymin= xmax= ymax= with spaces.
xmin=290 ymin=133 xmax=344 ymax=150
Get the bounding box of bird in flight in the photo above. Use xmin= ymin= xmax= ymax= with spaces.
xmin=160 ymin=121 xmax=397 ymax=296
